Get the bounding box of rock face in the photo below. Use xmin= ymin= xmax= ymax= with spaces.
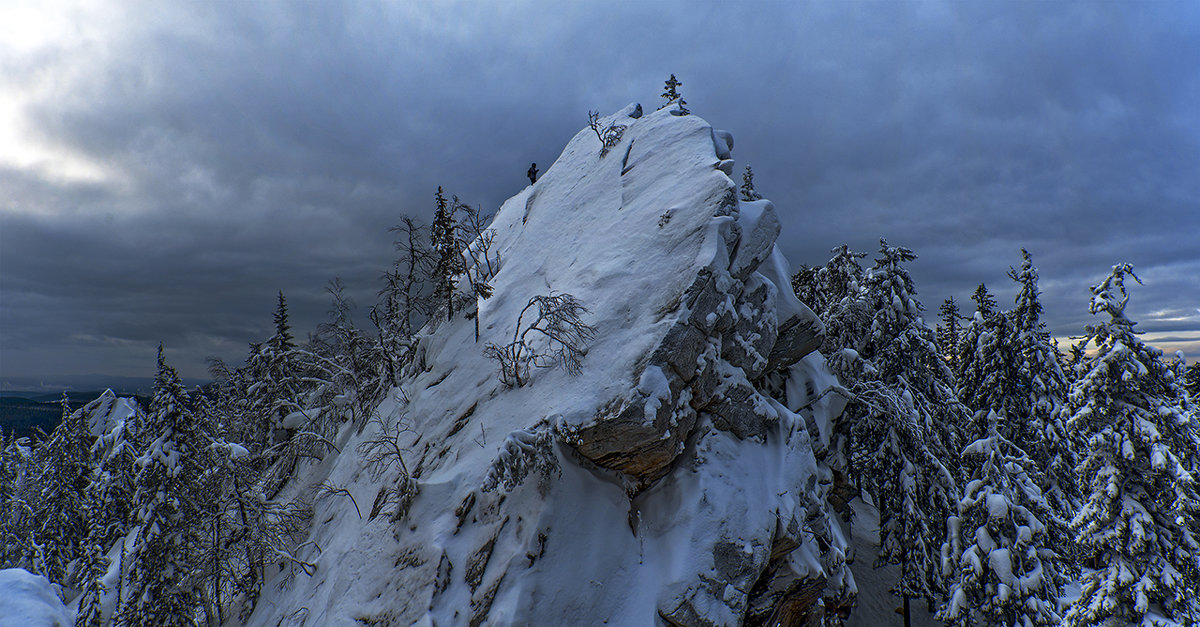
xmin=248 ymin=105 xmax=850 ymax=627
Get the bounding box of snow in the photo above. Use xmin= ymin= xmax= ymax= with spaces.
xmin=0 ymin=569 xmax=72 ymax=627
xmin=845 ymin=498 xmax=940 ymax=627
xmin=244 ymin=104 xmax=850 ymax=625
xmin=73 ymin=388 xmax=140 ymax=438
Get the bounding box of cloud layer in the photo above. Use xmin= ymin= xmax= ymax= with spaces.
xmin=2 ymin=1 xmax=1197 ymax=380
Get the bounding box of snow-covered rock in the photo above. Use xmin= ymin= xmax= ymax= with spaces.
xmin=73 ymin=389 xmax=140 ymax=438
xmin=0 ymin=569 xmax=72 ymax=627
xmin=247 ymin=105 xmax=847 ymax=626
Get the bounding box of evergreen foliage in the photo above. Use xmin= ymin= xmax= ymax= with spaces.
xmin=660 ymin=74 xmax=683 ymax=107
xmin=940 ymin=411 xmax=1064 ymax=627
xmin=1005 ymin=250 xmax=1078 ymax=528
xmin=825 ymin=240 xmax=964 ymax=606
xmin=740 ymin=165 xmax=762 ymax=201
xmin=431 ymin=186 xmax=465 ymax=322
xmin=31 ymin=392 xmax=93 ymax=586
xmin=936 ymin=297 xmax=963 ymax=373
xmin=119 ymin=346 xmax=204 ymax=625
xmin=272 ymin=291 xmax=295 ymax=353
xmin=1063 ymin=264 xmax=1200 ymax=626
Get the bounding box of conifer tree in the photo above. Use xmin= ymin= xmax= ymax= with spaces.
xmin=1186 ymin=362 xmax=1200 ymax=400
xmin=740 ymin=165 xmax=762 ymax=202
xmin=1006 ymin=250 xmax=1078 ymax=523
xmin=0 ymin=429 xmax=35 ymax=570
xmin=660 ymin=73 xmax=683 ymax=108
xmin=430 ymin=186 xmax=464 ymax=322
xmin=120 ymin=346 xmax=204 ymax=625
xmin=272 ymin=291 xmax=295 ymax=353
xmin=33 ymin=392 xmax=93 ymax=586
xmin=956 ymin=283 xmax=1001 ymax=414
xmin=940 ymin=411 xmax=1064 ymax=627
xmin=74 ymin=540 xmax=110 ymax=627
xmin=1064 ymin=264 xmax=1200 ymax=626
xmin=844 ymin=240 xmax=964 ymax=609
xmin=936 ymin=297 xmax=963 ymax=372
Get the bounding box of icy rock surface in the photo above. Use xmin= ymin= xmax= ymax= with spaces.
xmin=248 ymin=105 xmax=846 ymax=626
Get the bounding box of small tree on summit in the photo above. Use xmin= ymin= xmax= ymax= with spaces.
xmin=661 ymin=74 xmax=682 ymax=105
xmin=740 ymin=165 xmax=762 ymax=201
xmin=660 ymin=74 xmax=688 ymax=114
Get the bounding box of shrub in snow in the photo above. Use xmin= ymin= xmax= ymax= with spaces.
xmin=482 ymin=425 xmax=561 ymax=494
xmin=484 ymin=293 xmax=596 ymax=387
xmin=939 ymin=411 xmax=1064 ymax=627
xmin=1063 ymin=264 xmax=1200 ymax=627
xmin=587 ymin=110 xmax=627 ymax=157
xmin=356 ymin=414 xmax=420 ymax=521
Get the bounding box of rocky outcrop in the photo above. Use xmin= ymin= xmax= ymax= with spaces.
xmin=247 ymin=105 xmax=850 ymax=627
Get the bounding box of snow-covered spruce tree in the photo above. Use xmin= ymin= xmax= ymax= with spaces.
xmin=119 ymin=346 xmax=205 ymax=625
xmin=1006 ymin=249 xmax=1079 ymax=531
xmin=32 ymin=392 xmax=93 ymax=586
xmin=936 ymin=297 xmax=963 ymax=373
xmin=1186 ymin=362 xmax=1200 ymax=400
xmin=939 ymin=410 xmax=1064 ymax=627
xmin=792 ymin=244 xmax=868 ymax=326
xmin=74 ymin=540 xmax=110 ymax=627
xmin=431 ymin=186 xmax=464 ymax=322
xmin=0 ymin=429 xmax=37 ymax=570
xmin=957 ymin=297 xmax=1021 ymax=442
xmin=843 ymin=240 xmax=964 ymax=608
xmin=955 ymin=283 xmax=1001 ymax=403
xmin=1064 ymin=264 xmax=1200 ymax=627
xmin=741 ymin=165 xmax=763 ymax=202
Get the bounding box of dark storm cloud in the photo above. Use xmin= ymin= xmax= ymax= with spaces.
xmin=1 ymin=0 xmax=1198 ymax=382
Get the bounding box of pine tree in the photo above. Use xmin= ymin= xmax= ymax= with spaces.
xmin=956 ymin=283 xmax=1001 ymax=413
xmin=74 ymin=540 xmax=110 ymax=627
xmin=120 ymin=346 xmax=204 ymax=625
xmin=936 ymin=297 xmax=963 ymax=372
xmin=430 ymin=186 xmax=464 ymax=322
xmin=661 ymin=73 xmax=683 ymax=107
xmin=1064 ymin=264 xmax=1200 ymax=626
xmin=740 ymin=165 xmax=762 ymax=201
xmin=940 ymin=411 xmax=1064 ymax=627
xmin=271 ymin=291 xmax=294 ymax=353
xmin=0 ymin=429 xmax=35 ymax=570
xmin=1006 ymin=250 xmax=1078 ymax=529
xmin=847 ymin=240 xmax=964 ymax=608
xmin=32 ymin=392 xmax=93 ymax=586
xmin=1186 ymin=362 xmax=1200 ymax=400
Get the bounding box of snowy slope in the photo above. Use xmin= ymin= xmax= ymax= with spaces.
xmin=247 ymin=105 xmax=847 ymax=626
xmin=0 ymin=569 xmax=72 ymax=627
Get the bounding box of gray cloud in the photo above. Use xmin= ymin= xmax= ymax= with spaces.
xmin=1 ymin=0 xmax=1197 ymax=381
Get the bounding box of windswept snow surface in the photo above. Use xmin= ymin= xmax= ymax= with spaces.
xmin=0 ymin=569 xmax=72 ymax=627
xmin=247 ymin=105 xmax=845 ymax=625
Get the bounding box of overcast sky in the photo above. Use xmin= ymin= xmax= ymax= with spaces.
xmin=1 ymin=0 xmax=1197 ymax=386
